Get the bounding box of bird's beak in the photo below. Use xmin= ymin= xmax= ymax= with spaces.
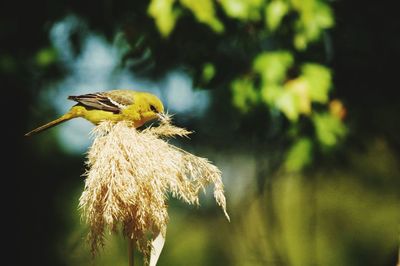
xmin=157 ymin=113 xmax=166 ymax=120
xmin=157 ymin=112 xmax=170 ymax=123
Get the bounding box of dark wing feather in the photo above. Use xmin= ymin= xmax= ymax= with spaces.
xmin=68 ymin=91 xmax=133 ymax=113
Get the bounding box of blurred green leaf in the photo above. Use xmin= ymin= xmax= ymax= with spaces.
xmin=314 ymin=2 xmax=334 ymax=28
xmin=291 ymin=0 xmax=334 ymax=49
xmin=260 ymin=83 xmax=282 ymax=105
xmin=253 ymin=51 xmax=293 ymax=83
xmin=313 ymin=112 xmax=346 ymax=148
xmin=201 ymin=62 xmax=216 ymax=83
xmin=284 ymin=77 xmax=311 ymax=115
xmin=253 ymin=51 xmax=303 ymax=120
xmin=265 ymin=0 xmax=289 ymax=31
xmin=285 ymin=138 xmax=313 ymax=172
xmin=301 ymin=63 xmax=331 ymax=103
xmin=294 ymin=32 xmax=308 ymax=50
xmin=220 ymin=0 xmax=265 ymax=21
xmin=180 ymin=0 xmax=224 ymax=33
xmin=276 ymin=88 xmax=299 ymax=121
xmin=231 ymin=77 xmax=259 ymax=112
xmin=148 ymin=0 xmax=180 ymax=37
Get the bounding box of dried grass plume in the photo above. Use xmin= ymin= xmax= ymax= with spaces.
xmin=79 ymin=117 xmax=229 ymax=260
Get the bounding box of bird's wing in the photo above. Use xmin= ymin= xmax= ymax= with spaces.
xmin=68 ymin=90 xmax=134 ymax=113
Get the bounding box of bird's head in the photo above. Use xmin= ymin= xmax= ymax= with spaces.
xmin=138 ymin=92 xmax=165 ymax=124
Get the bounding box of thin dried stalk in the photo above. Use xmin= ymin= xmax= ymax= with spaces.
xmin=128 ymin=237 xmax=134 ymax=266
xmin=79 ymin=119 xmax=229 ymax=262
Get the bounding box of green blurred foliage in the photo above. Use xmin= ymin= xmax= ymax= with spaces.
xmin=148 ymin=0 xmax=180 ymax=37
xmin=301 ymin=63 xmax=331 ymax=103
xmin=201 ymin=62 xmax=216 ymax=83
xmin=147 ymin=0 xmax=343 ymax=166
xmin=220 ymin=0 xmax=264 ymax=21
xmin=148 ymin=0 xmax=224 ymax=37
xmin=265 ymin=0 xmax=289 ymax=31
xmin=180 ymin=0 xmax=224 ymax=33
xmin=313 ymin=112 xmax=346 ymax=148
xmin=291 ymin=0 xmax=334 ymax=50
xmin=233 ymin=174 xmax=399 ymax=266
xmin=231 ymin=139 xmax=400 ymax=266
xmin=284 ymin=137 xmax=313 ymax=172
xmin=231 ymin=77 xmax=259 ymax=112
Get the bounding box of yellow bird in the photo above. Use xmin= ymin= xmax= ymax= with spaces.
xmin=25 ymin=90 xmax=164 ymax=136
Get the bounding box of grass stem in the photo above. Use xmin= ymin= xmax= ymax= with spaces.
xmin=128 ymin=238 xmax=134 ymax=266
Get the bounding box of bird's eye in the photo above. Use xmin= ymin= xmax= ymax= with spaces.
xmin=150 ymin=105 xmax=158 ymax=113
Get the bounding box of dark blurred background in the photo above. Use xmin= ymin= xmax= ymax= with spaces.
xmin=2 ymin=0 xmax=399 ymax=265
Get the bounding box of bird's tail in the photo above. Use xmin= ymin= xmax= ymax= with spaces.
xmin=25 ymin=113 xmax=75 ymax=137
